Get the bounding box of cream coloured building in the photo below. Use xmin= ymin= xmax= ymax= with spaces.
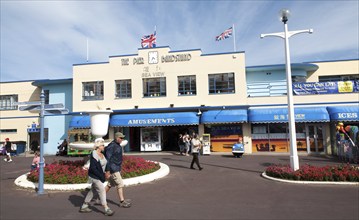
xmin=1 ymin=47 xmax=358 ymax=156
xmin=71 ymin=46 xmax=358 ymax=155
xmin=0 ymin=80 xmax=41 ymax=152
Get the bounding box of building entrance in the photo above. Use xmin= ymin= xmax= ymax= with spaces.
xmin=306 ymin=124 xmax=325 ymax=153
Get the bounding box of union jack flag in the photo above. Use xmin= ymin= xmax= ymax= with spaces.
xmin=141 ymin=31 xmax=156 ymax=48
xmin=215 ymin=27 xmax=233 ymax=41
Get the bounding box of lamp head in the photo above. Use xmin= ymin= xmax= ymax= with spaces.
xmin=279 ymin=8 xmax=290 ymax=24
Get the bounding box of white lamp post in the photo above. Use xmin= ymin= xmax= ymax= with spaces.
xmin=260 ymin=9 xmax=313 ymax=171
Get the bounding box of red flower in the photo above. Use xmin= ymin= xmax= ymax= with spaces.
xmin=265 ymin=164 xmax=359 ymax=182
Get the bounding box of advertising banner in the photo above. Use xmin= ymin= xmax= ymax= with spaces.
xmin=293 ymin=80 xmax=359 ymax=95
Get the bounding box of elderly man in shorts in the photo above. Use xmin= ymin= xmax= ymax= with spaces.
xmin=104 ymin=132 xmax=131 ymax=208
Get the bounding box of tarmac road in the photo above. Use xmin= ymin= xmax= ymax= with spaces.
xmin=0 ymin=153 xmax=358 ymax=220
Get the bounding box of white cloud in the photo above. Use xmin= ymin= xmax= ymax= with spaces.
xmin=1 ymin=1 xmax=358 ymax=82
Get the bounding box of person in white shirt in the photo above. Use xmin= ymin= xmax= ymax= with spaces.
xmin=190 ymin=134 xmax=203 ymax=170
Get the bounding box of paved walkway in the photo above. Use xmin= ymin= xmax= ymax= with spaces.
xmin=1 ymin=153 xmax=358 ymax=220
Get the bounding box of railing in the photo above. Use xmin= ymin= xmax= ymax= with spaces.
xmin=247 ymin=80 xmax=287 ymax=97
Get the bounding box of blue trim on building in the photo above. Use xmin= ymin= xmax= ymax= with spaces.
xmin=109 ymin=53 xmax=139 ymax=58
xmin=73 ymin=62 xmax=109 ymax=66
xmin=110 ymin=112 xmax=199 ymax=127
xmin=246 ymin=63 xmax=319 ymax=72
xmin=201 ymin=109 xmax=247 ymax=124
xmin=32 ymin=78 xmax=72 ymax=86
xmin=248 ymin=107 xmax=330 ymax=123
xmin=201 ymin=51 xmax=245 ymax=56
xmin=327 ymin=106 xmax=359 ymax=122
xmin=303 ymin=58 xmax=359 ymax=64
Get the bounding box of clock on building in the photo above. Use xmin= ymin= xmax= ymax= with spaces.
xmin=148 ymin=51 xmax=158 ymax=64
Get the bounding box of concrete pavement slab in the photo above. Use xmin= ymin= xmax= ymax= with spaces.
xmin=1 ymin=153 xmax=358 ymax=220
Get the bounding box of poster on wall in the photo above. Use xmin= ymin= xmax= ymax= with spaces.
xmin=293 ymin=80 xmax=359 ymax=95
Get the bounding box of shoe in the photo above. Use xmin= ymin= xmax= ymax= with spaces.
xmin=120 ymin=199 xmax=131 ymax=208
xmin=199 ymin=167 xmax=203 ymax=171
xmin=8 ymin=159 xmax=12 ymax=162
xmin=104 ymin=208 xmax=114 ymax=216
xmin=4 ymin=158 xmax=7 ymax=162
xmin=190 ymin=167 xmax=195 ymax=170
xmin=79 ymin=206 xmax=92 ymax=213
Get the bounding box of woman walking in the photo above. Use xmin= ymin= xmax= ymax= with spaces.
xmin=80 ymin=138 xmax=114 ymax=216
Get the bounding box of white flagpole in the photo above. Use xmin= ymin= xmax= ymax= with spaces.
xmin=233 ymin=24 xmax=236 ymax=52
xmin=154 ymin=25 xmax=157 ymax=48
xmin=86 ymin=38 xmax=89 ymax=62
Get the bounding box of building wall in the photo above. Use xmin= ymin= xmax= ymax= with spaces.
xmin=0 ymin=81 xmax=40 ymax=145
xmin=246 ymin=60 xmax=359 ymax=106
xmin=73 ymin=47 xmax=246 ymax=112
xmin=307 ymin=59 xmax=359 ymax=81
xmin=41 ymin=83 xmax=72 ymax=155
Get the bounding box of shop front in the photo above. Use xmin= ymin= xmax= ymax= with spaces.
xmin=201 ymin=109 xmax=247 ymax=152
xmin=110 ymin=112 xmax=199 ymax=152
xmin=67 ymin=115 xmax=92 ymax=155
xmin=327 ymin=105 xmax=359 ymax=162
xmin=248 ymin=107 xmax=330 ymax=153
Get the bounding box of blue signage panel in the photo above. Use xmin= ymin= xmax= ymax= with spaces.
xmin=293 ymin=80 xmax=359 ymax=95
xmin=201 ymin=109 xmax=247 ymax=124
xmin=248 ymin=107 xmax=330 ymax=123
xmin=69 ymin=116 xmax=91 ymax=128
xmin=110 ymin=112 xmax=199 ymax=127
xmin=327 ymin=106 xmax=359 ymax=121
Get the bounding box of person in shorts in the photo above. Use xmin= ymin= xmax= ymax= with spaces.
xmin=104 ymin=132 xmax=131 ymax=208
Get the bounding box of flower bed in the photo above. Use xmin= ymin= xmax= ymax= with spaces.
xmin=27 ymin=156 xmax=160 ymax=184
xmin=265 ymin=164 xmax=359 ymax=182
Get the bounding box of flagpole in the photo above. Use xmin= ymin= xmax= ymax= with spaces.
xmin=233 ymin=24 xmax=236 ymax=52
xmin=86 ymin=38 xmax=89 ymax=63
xmin=154 ymin=25 xmax=157 ymax=48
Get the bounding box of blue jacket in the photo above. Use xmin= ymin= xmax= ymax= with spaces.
xmin=105 ymin=140 xmax=123 ymax=174
xmin=88 ymin=151 xmax=107 ymax=183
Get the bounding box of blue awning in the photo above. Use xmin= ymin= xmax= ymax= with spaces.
xmin=327 ymin=106 xmax=359 ymax=121
xmin=248 ymin=107 xmax=330 ymax=123
xmin=69 ymin=116 xmax=91 ymax=128
xmin=110 ymin=112 xmax=199 ymax=127
xmin=201 ymin=109 xmax=247 ymax=124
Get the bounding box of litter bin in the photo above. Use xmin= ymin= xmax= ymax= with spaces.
xmin=15 ymin=141 xmax=26 ymax=155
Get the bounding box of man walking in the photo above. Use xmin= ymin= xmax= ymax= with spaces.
xmin=4 ymin=138 xmax=13 ymax=162
xmin=104 ymin=132 xmax=131 ymax=208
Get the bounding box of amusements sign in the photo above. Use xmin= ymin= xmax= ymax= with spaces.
xmin=293 ymin=80 xmax=359 ymax=95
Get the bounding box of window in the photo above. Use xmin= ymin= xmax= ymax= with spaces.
xmin=143 ymin=77 xmax=166 ymax=97
xmin=44 ymin=128 xmax=49 ymax=143
xmin=44 ymin=90 xmax=50 ymax=104
xmin=178 ymin=75 xmax=197 ymax=96
xmin=208 ymin=73 xmax=235 ymax=94
xmin=0 ymin=95 xmax=18 ymax=110
xmin=82 ymin=81 xmax=104 ymax=100
xmin=292 ymin=76 xmax=306 ymax=82
xmin=0 ymin=129 xmax=17 ymax=133
xmin=319 ymin=75 xmax=359 ymax=82
xmin=115 ymin=80 xmax=132 ymax=98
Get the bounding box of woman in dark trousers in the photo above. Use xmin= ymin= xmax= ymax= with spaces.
xmin=190 ymin=134 xmax=203 ymax=170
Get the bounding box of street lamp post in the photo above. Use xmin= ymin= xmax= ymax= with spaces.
xmin=38 ymin=91 xmax=46 ymax=194
xmin=261 ymin=9 xmax=313 ymax=171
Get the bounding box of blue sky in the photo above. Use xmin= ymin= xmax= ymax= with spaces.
xmin=1 ymin=0 xmax=358 ymax=82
